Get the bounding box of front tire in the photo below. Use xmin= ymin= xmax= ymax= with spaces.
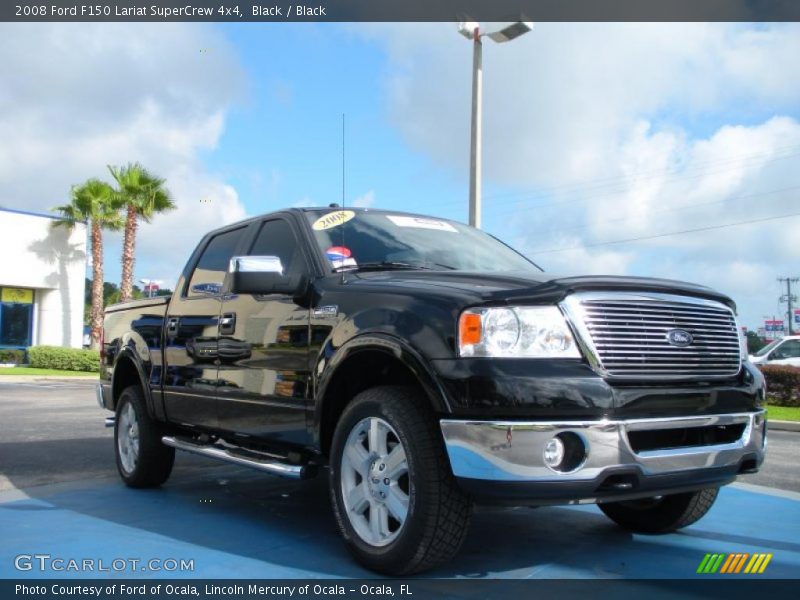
xmin=329 ymin=386 xmax=472 ymax=575
xmin=598 ymin=488 xmax=719 ymax=534
xmin=114 ymin=385 xmax=175 ymax=488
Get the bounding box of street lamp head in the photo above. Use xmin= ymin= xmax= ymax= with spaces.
xmin=486 ymin=21 xmax=535 ymax=43
xmin=458 ymin=21 xmax=480 ymax=40
xmin=458 ymin=20 xmax=534 ymax=44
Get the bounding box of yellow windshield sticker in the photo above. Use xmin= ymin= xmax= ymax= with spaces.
xmin=312 ymin=210 xmax=356 ymax=231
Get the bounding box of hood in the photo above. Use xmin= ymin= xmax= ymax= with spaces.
xmin=340 ymin=270 xmax=736 ymax=311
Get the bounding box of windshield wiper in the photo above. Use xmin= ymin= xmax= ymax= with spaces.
xmin=335 ymin=261 xmax=433 ymax=273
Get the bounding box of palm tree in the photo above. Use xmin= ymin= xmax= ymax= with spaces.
xmin=108 ymin=163 xmax=175 ymax=302
xmin=53 ymin=179 xmax=123 ymax=348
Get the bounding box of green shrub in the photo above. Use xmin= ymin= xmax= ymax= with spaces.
xmin=0 ymin=349 xmax=26 ymax=364
xmin=26 ymin=346 xmax=100 ymax=372
xmin=759 ymin=365 xmax=800 ymax=407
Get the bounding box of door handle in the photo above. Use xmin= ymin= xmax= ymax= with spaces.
xmin=219 ymin=313 xmax=236 ymax=335
xmin=166 ymin=317 xmax=179 ymax=336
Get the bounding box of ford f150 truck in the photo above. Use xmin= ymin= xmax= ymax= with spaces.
xmin=98 ymin=207 xmax=767 ymax=574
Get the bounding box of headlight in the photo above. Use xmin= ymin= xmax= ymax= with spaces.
xmin=458 ymin=306 xmax=581 ymax=358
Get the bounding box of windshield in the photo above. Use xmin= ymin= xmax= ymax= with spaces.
xmin=305 ymin=209 xmax=541 ymax=273
xmin=753 ymin=338 xmax=783 ymax=357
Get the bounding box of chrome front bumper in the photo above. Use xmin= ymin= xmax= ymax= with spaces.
xmin=440 ymin=411 xmax=766 ymax=484
xmin=96 ymin=383 xmax=110 ymax=410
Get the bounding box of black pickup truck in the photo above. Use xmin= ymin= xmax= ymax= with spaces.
xmin=98 ymin=207 xmax=766 ymax=574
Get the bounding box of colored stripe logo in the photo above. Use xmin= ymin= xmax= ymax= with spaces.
xmin=697 ymin=553 xmax=772 ymax=574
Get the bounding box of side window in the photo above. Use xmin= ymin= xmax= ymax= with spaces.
xmin=775 ymin=340 xmax=800 ymax=359
xmin=187 ymin=227 xmax=246 ymax=297
xmin=248 ymin=219 xmax=306 ymax=276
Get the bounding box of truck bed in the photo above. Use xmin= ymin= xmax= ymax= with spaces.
xmin=104 ymin=296 xmax=170 ymax=314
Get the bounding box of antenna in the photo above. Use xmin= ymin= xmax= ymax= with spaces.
xmin=340 ymin=113 xmax=347 ymax=282
xmin=342 ymin=113 xmax=345 ymax=207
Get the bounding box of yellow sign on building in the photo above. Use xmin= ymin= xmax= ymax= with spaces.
xmin=1 ymin=287 xmax=34 ymax=304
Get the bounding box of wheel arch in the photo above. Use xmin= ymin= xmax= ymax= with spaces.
xmin=111 ymin=349 xmax=158 ymax=419
xmin=314 ymin=334 xmax=451 ymax=457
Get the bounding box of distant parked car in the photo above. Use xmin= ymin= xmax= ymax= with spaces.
xmin=750 ymin=335 xmax=800 ymax=367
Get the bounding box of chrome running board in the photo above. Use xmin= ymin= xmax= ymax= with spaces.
xmin=161 ymin=436 xmax=309 ymax=479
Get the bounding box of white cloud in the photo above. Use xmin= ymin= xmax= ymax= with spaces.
xmin=510 ymin=116 xmax=800 ymax=328
xmin=532 ymin=242 xmax=635 ymax=277
xmin=363 ymin=23 xmax=800 ymax=188
xmin=0 ymin=22 xmax=248 ymax=287
xmin=352 ymin=189 xmax=376 ymax=208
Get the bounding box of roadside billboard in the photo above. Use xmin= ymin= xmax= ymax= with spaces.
xmin=764 ymin=319 xmax=785 ymax=341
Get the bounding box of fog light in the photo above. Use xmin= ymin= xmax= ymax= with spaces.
xmin=543 ymin=432 xmax=588 ymax=473
xmin=543 ymin=437 xmax=565 ymax=468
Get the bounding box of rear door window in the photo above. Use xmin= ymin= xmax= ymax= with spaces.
xmin=187 ymin=227 xmax=246 ymax=297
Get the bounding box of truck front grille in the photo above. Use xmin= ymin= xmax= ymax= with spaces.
xmin=563 ymin=293 xmax=743 ymax=379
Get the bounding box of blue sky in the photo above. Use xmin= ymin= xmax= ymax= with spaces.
xmin=2 ymin=22 xmax=800 ymax=329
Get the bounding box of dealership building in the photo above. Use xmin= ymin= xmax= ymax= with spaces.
xmin=0 ymin=208 xmax=87 ymax=350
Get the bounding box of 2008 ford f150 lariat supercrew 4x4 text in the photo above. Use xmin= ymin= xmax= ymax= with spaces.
xmin=98 ymin=207 xmax=766 ymax=574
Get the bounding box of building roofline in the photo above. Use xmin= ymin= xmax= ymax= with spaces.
xmin=0 ymin=206 xmax=87 ymax=224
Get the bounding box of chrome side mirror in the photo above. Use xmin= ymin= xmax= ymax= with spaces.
xmin=226 ymin=255 xmax=304 ymax=296
xmin=229 ymin=255 xmax=284 ymax=275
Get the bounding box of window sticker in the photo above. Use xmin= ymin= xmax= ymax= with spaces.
xmin=325 ymin=246 xmax=357 ymax=269
xmin=312 ymin=210 xmax=356 ymax=231
xmin=386 ymin=215 xmax=458 ymax=232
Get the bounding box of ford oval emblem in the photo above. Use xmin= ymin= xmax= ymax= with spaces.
xmin=666 ymin=329 xmax=693 ymax=347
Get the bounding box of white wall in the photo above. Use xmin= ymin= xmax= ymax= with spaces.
xmin=0 ymin=209 xmax=87 ymax=348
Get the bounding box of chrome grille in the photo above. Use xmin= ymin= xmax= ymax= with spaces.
xmin=562 ymin=293 xmax=742 ymax=379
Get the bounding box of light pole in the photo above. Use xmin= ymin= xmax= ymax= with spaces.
xmin=458 ymin=20 xmax=534 ymax=228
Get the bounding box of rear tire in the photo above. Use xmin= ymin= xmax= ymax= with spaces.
xmin=114 ymin=385 xmax=174 ymax=488
xmin=598 ymin=488 xmax=719 ymax=534
xmin=329 ymin=385 xmax=472 ymax=575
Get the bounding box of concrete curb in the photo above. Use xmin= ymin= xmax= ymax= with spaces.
xmin=0 ymin=375 xmax=98 ymax=383
xmin=768 ymin=419 xmax=800 ymax=432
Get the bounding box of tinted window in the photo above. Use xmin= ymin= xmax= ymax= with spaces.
xmin=249 ymin=219 xmax=305 ymax=275
xmin=187 ymin=227 xmax=245 ymax=296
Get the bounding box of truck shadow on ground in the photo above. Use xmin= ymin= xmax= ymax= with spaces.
xmin=4 ymin=452 xmax=799 ymax=578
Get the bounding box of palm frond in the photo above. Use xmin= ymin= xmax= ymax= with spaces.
xmin=108 ymin=162 xmax=174 ymax=221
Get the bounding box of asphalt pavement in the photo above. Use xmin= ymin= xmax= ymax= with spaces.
xmin=1 ymin=379 xmax=799 ymax=579
xmin=0 ymin=379 xmax=211 ymax=492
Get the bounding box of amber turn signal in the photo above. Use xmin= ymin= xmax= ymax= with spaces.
xmin=459 ymin=312 xmax=482 ymax=347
